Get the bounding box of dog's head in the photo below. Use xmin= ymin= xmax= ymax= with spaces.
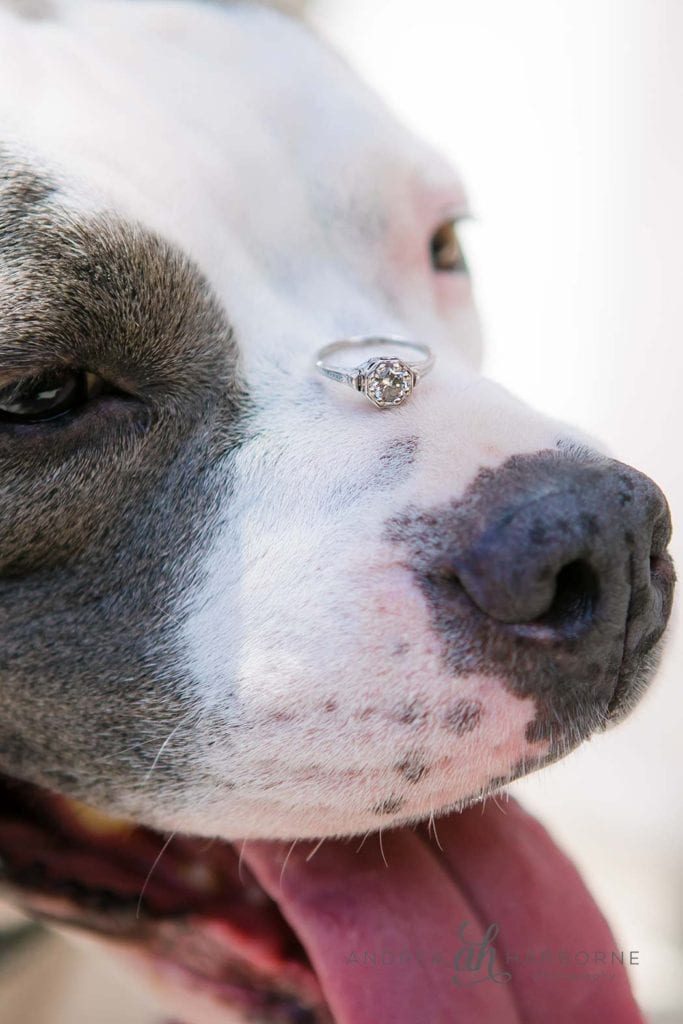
xmin=0 ymin=2 xmax=674 ymax=1022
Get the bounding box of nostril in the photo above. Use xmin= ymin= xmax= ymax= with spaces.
xmin=534 ymin=560 xmax=599 ymax=631
xmin=432 ymin=556 xmax=601 ymax=639
xmin=515 ymin=559 xmax=600 ymax=640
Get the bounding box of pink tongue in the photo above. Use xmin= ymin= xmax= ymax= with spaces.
xmin=241 ymin=799 xmax=645 ymax=1024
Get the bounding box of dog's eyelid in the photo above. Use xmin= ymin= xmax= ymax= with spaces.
xmin=0 ymin=364 xmax=101 ymax=389
xmin=0 ymin=364 xmax=66 ymax=390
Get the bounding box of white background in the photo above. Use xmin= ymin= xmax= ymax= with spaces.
xmin=310 ymin=2 xmax=683 ymax=1019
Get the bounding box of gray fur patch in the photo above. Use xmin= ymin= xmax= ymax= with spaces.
xmin=0 ymin=152 xmax=249 ymax=817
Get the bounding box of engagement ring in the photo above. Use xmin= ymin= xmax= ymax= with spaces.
xmin=315 ymin=337 xmax=434 ymax=409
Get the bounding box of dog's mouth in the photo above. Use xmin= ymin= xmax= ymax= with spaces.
xmin=0 ymin=772 xmax=648 ymax=1023
xmin=0 ymin=773 xmax=333 ymax=1021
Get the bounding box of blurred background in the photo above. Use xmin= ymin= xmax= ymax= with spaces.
xmin=308 ymin=0 xmax=683 ymax=1020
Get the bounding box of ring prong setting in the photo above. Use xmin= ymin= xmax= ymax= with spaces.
xmin=360 ymin=357 xmax=416 ymax=408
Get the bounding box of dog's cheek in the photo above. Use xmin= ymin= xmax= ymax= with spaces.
xmin=178 ymin=546 xmax=550 ymax=839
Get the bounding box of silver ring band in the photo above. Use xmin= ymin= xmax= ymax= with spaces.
xmin=315 ymin=336 xmax=435 ymax=408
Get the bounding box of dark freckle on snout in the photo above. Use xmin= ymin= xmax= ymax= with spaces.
xmin=322 ymin=699 xmax=338 ymax=713
xmin=396 ymin=701 xmax=427 ymax=726
xmin=326 ymin=435 xmax=419 ymax=510
xmin=380 ymin=435 xmax=419 ymax=467
xmin=370 ymin=436 xmax=419 ymax=489
xmin=373 ymin=795 xmax=405 ymax=816
xmin=443 ymin=699 xmax=483 ymax=735
xmin=395 ymin=752 xmax=430 ymax=784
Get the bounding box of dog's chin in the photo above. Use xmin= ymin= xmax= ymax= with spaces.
xmin=0 ymin=772 xmax=645 ymax=1023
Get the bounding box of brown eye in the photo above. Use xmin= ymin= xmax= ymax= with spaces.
xmin=430 ymin=219 xmax=468 ymax=273
xmin=0 ymin=369 xmax=103 ymax=423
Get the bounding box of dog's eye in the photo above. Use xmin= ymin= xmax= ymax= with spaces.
xmin=0 ymin=369 xmax=104 ymax=423
xmin=430 ymin=219 xmax=468 ymax=273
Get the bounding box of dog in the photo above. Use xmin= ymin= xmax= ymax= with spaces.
xmin=0 ymin=1 xmax=675 ymax=1022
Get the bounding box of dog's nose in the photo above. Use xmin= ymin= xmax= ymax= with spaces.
xmin=442 ymin=456 xmax=673 ymax=646
xmin=390 ymin=450 xmax=675 ymax=735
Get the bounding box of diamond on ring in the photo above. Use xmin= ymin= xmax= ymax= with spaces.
xmin=362 ymin=358 xmax=415 ymax=408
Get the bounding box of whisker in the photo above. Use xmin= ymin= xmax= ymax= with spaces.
xmin=279 ymin=839 xmax=298 ymax=887
xmin=143 ymin=721 xmax=185 ymax=784
xmin=238 ymin=838 xmax=248 ymax=886
xmin=305 ymin=837 xmax=326 ymax=862
xmin=428 ymin=809 xmax=444 ymax=851
xmin=136 ymin=830 xmax=177 ymax=919
xmin=377 ymin=827 xmax=388 ymax=868
xmin=491 ymin=792 xmax=507 ymax=815
xmin=355 ymin=830 xmax=372 ymax=854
